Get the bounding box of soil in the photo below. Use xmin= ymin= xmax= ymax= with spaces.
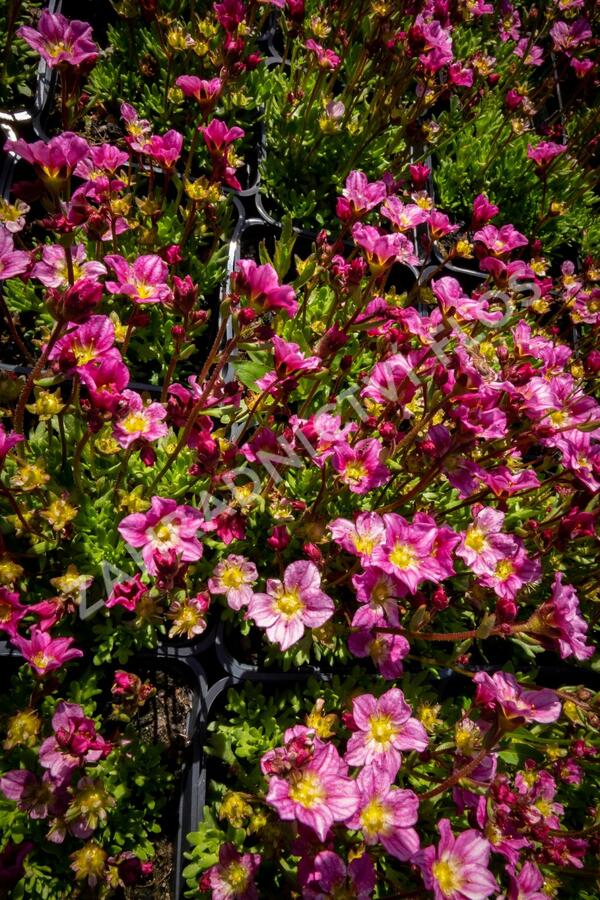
xmin=121 ymin=668 xmax=194 ymax=900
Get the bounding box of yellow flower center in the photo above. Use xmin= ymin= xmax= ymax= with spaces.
xmin=72 ymin=843 xmax=107 ymax=878
xmin=288 ymin=771 xmax=325 ymax=809
xmin=495 ymin=559 xmax=515 ymax=580
xmin=120 ymin=412 xmax=149 ymax=434
xmin=432 ymin=858 xmax=463 ymax=896
xmin=353 ymin=535 xmax=375 ymax=555
xmin=0 ymin=604 xmax=12 ymax=622
xmin=464 ymin=527 xmax=487 ymax=553
xmin=368 ymin=713 xmax=396 ymax=745
xmin=343 ymin=461 xmax=368 ymax=484
xmin=368 ymin=637 xmax=387 ymax=663
xmin=135 ymin=281 xmax=154 ymax=300
xmin=48 ymin=40 xmax=70 ymax=57
xmin=153 ymin=522 xmax=176 ymax=544
xmin=275 ymin=588 xmax=304 ymax=619
xmin=223 ymin=862 xmax=250 ymax=892
xmin=360 ymin=798 xmax=389 ymax=836
xmin=389 ymin=542 xmax=416 ymax=569
xmin=221 ymin=566 xmax=246 ymax=589
xmin=549 ymin=409 xmax=567 ymax=426
xmin=79 ymin=788 xmax=106 ymax=813
xmin=536 ymin=799 xmax=553 ymax=817
xmin=31 ymin=652 xmax=50 ymax=671
xmin=72 ymin=343 xmax=98 ymax=365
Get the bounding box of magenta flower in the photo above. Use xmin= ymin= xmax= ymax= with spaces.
xmin=105 ymin=253 xmax=172 ymax=304
xmin=300 ymin=850 xmax=375 ymax=899
xmin=532 ymin=573 xmax=594 ymax=661
xmin=471 ymin=194 xmax=499 ymax=227
xmin=305 ymin=39 xmax=340 ymax=69
xmin=417 ymin=819 xmax=497 ymax=900
xmin=505 ymin=862 xmax=546 ymax=900
xmin=429 ymin=210 xmax=460 ymax=240
xmin=257 ymin=336 xmax=321 ymax=393
xmin=346 ymin=765 xmax=420 ymax=861
xmin=206 ymin=843 xmax=261 ymax=900
xmin=361 ymin=351 xmax=419 ymax=407
xmin=381 ymin=197 xmax=429 ymax=231
xmin=0 ymin=770 xmax=62 ymax=820
xmin=176 ymin=75 xmax=222 ymax=109
xmin=231 ymin=259 xmax=298 ymax=317
xmin=49 ymin=315 xmax=115 ymax=374
xmin=106 ymin=574 xmax=148 ymax=612
xmin=344 ymin=688 xmax=428 ymax=778
xmin=473 ymin=671 xmax=561 ymax=725
xmin=337 ymin=170 xmax=387 ymax=220
xmin=201 ymin=118 xmax=245 ymax=152
xmin=247 ymin=561 xmax=334 ymax=651
xmin=527 ymin=141 xmax=566 ymax=171
xmin=147 ymin=131 xmax=184 ymax=170
xmin=112 ymin=390 xmax=168 ymax=449
xmin=118 ymin=496 xmax=204 ymax=576
xmin=6 ymin=133 xmax=90 ymax=184
xmin=79 ymin=351 xmax=129 ymax=412
xmin=265 ymin=740 xmax=359 ymax=840
xmin=352 ymin=567 xmax=404 ymax=622
xmin=0 ymin=228 xmax=29 ymax=281
xmin=371 ymin=513 xmax=439 ymax=593
xmin=332 ymin=438 xmax=390 ymax=494
xmin=329 ymin=512 xmax=386 ymax=563
xmin=0 ymin=425 xmax=24 ymax=460
xmin=348 ymin=607 xmax=408 ymax=679
xmin=472 ymin=224 xmax=528 ymax=256
xmin=352 ymin=223 xmax=418 ymax=271
xmin=11 ymin=627 xmax=83 ymax=677
xmin=32 ymin=244 xmax=106 ymax=289
xmin=38 ymin=701 xmax=110 ymax=781
xmin=0 ymin=588 xmax=28 ymax=638
xmin=18 ymin=11 xmax=99 ymax=69
xmin=74 ymin=143 xmax=129 ymax=178
xmin=208 ymin=554 xmax=258 ymax=611
xmin=121 ymin=102 xmax=153 ymax=153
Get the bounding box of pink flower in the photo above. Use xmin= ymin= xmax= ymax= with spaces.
xmin=79 ymin=351 xmax=129 ymax=411
xmin=0 ymin=770 xmax=62 ymax=819
xmin=352 ymin=567 xmax=404 ymax=622
xmin=0 ymin=227 xmax=29 ymax=280
xmin=414 ymin=17 xmax=454 ymax=72
xmin=532 ymin=573 xmax=594 ymax=661
xmin=147 ymin=131 xmax=184 ymax=169
xmin=505 ymin=862 xmax=547 ymax=900
xmin=381 ymin=197 xmax=429 ymax=231
xmin=33 ymin=244 xmax=106 ymax=289
xmin=476 ymin=540 xmax=540 ymax=602
xmin=214 ymin=0 xmax=246 ymax=31
xmin=361 ymin=352 xmax=419 ymax=407
xmin=348 ymin=607 xmax=408 ymax=679
xmin=231 ymin=259 xmax=298 ymax=317
xmin=208 ymin=554 xmax=258 ymax=611
xmin=344 ymin=689 xmax=428 ymax=778
xmin=176 ymin=75 xmax=222 ymax=109
xmin=112 ymin=390 xmax=168 ymax=449
xmin=105 ymin=253 xmax=172 ymax=304
xmin=11 ymin=627 xmax=83 ymax=677
xmin=550 ymin=17 xmax=592 ymax=54
xmin=371 ymin=513 xmax=439 ymax=593
xmin=417 ymin=818 xmax=497 ymax=900
xmin=471 ymin=194 xmax=499 ymax=228
xmin=456 ymin=507 xmax=515 ymax=576
xmin=329 ymin=513 xmax=386 ymax=563
xmin=18 ymin=11 xmax=99 ymax=69
xmin=39 ymin=701 xmax=110 ymax=780
xmin=74 ymin=143 xmax=129 ymax=179
xmin=202 ymin=118 xmax=245 ymax=151
xmin=257 ymin=336 xmax=321 ymax=391
xmin=472 ymin=224 xmax=528 ymax=257
xmin=207 ymin=843 xmax=261 ymax=900
xmin=299 ymin=850 xmax=375 ymax=899
xmin=346 ymin=765 xmax=420 ymax=860
xmin=473 ymin=671 xmax=561 ymax=725
xmin=121 ymin=103 xmax=153 ymax=152
xmin=305 ymin=39 xmax=340 ymax=69
xmin=0 ymin=425 xmax=24 ymax=459
xmin=337 ymin=171 xmax=387 ymax=220
xmin=332 ymin=438 xmax=390 ymax=494
xmin=49 ymin=315 xmax=115 ymax=374
xmin=0 ymin=587 xmax=28 ymax=638
xmin=118 ymin=496 xmax=204 ymax=576
xmin=6 ymin=133 xmax=90 ymax=183
xmin=429 ymin=210 xmax=459 ymax=240
xmin=265 ymin=740 xmax=359 ymax=840
xmin=247 ymin=561 xmax=334 ymax=651
xmin=431 ymin=276 xmax=504 ymax=325
xmin=352 ymin=223 xmax=418 ymax=271
xmin=527 ymin=141 xmax=566 ymax=171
